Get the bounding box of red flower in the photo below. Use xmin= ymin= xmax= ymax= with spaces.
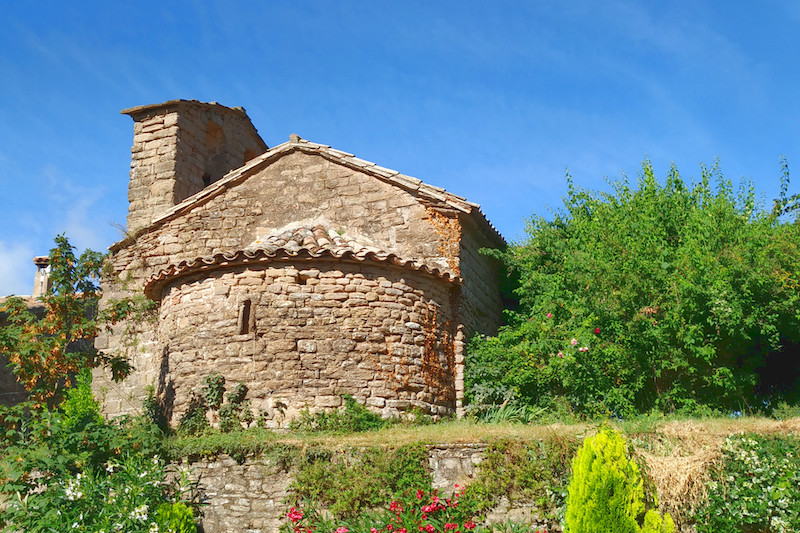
xmin=463 ymin=521 xmax=476 ymax=530
xmin=594 ymin=327 xmax=600 ymax=334
xmin=287 ymin=507 xmax=303 ymax=523
xmin=423 ymin=525 xmax=436 ymax=533
xmin=389 ymin=501 xmax=402 ymax=512
xmin=547 ymin=312 xmax=552 ymax=318
xmin=416 ymin=489 xmax=425 ymax=500
xmin=445 ymin=523 xmax=458 ymax=530
xmin=335 ymin=528 xmax=349 ymax=533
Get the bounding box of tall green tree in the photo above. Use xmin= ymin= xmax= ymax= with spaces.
xmin=0 ymin=235 xmax=131 ymax=407
xmin=467 ymin=161 xmax=800 ymax=415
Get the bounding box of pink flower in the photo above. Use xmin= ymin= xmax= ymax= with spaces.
xmin=570 ymin=338 xmax=578 ymax=346
xmin=416 ymin=489 xmax=424 ymax=500
xmin=579 ymin=346 xmax=589 ymax=352
xmin=287 ymin=507 xmax=303 ymax=523
xmin=371 ymin=529 xmax=378 ymax=533
xmin=423 ymin=525 xmax=436 ymax=533
xmin=546 ymin=313 xmax=552 ymax=318
xmin=389 ymin=501 xmax=401 ymax=512
xmin=397 ymin=529 xmax=407 ymax=533
xmin=464 ymin=521 xmax=476 ymax=530
xmin=335 ymin=528 xmax=349 ymax=533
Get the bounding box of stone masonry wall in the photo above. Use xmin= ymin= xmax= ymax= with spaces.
xmin=154 ymin=260 xmax=458 ymax=424
xmin=458 ymin=217 xmax=503 ymax=339
xmin=179 ymin=444 xmax=555 ymax=533
xmin=124 ymin=101 xmax=266 ymax=231
xmin=96 ymin=150 xmax=466 ymax=417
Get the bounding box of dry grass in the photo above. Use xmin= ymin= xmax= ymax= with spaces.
xmin=627 ymin=417 xmax=800 ymax=528
xmin=286 ymin=419 xmax=592 ymax=449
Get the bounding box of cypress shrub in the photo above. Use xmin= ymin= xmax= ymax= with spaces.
xmin=565 ymin=427 xmax=674 ymax=533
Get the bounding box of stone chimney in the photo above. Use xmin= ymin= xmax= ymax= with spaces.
xmin=32 ymin=256 xmax=50 ymax=298
xmin=121 ymin=100 xmax=268 ymax=232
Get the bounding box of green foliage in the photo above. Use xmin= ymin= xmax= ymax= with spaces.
xmin=281 ymin=488 xmax=484 ymax=533
xmin=290 ymin=444 xmax=431 ymax=519
xmin=466 ymin=399 xmax=547 ymax=424
xmin=463 ymin=436 xmax=577 ymax=526
xmin=565 ymin=427 xmax=673 ymax=533
xmin=155 ymin=502 xmax=197 ymax=533
xmin=288 ymin=394 xmax=392 ymax=433
xmin=0 ymin=385 xmax=193 ymax=533
xmin=468 ymin=162 xmax=800 ymax=416
xmin=163 ymin=429 xmax=286 ymax=463
xmin=201 ymin=372 xmax=226 ymax=410
xmin=60 ymin=368 xmax=103 ymax=432
xmin=0 ymin=234 xmax=132 ymax=407
xmin=178 ymin=375 xmax=257 ymax=435
xmin=696 ymin=434 xmax=800 ymax=532
xmin=641 ymin=510 xmax=676 ymax=533
xmin=178 ymin=394 xmax=210 ymax=436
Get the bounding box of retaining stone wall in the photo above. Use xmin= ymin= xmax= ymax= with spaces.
xmin=179 ymin=444 xmax=557 ymax=533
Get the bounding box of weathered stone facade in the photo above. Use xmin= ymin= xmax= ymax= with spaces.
xmin=95 ymin=99 xmax=504 ymax=423
xmin=152 ymin=258 xmax=459 ymax=423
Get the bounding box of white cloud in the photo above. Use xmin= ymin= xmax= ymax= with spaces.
xmin=0 ymin=241 xmax=35 ymax=297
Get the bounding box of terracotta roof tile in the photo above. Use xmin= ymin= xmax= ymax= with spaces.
xmin=144 ymin=224 xmax=459 ymax=300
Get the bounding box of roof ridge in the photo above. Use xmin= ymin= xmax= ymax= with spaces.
xmin=110 ymin=135 xmax=504 ymax=252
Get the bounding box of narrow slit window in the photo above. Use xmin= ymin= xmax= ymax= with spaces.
xmin=238 ymin=299 xmax=254 ymax=334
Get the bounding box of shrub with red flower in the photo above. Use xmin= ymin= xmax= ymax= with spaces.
xmin=282 ymin=486 xmax=483 ymax=533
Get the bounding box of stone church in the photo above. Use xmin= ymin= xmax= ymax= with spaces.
xmin=93 ymin=99 xmax=504 ymax=425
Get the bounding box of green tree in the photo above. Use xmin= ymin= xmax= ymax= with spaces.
xmin=0 ymin=234 xmax=131 ymax=407
xmin=467 ymin=161 xmax=800 ymax=415
xmin=565 ymin=427 xmax=674 ymax=533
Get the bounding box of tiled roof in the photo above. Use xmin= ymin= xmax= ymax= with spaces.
xmin=143 ymin=224 xmax=458 ymax=300
xmin=113 ymin=135 xmax=504 ymax=252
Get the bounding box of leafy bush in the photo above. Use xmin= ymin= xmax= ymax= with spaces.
xmin=565 ymin=427 xmax=673 ymax=533
xmin=60 ymin=368 xmax=103 ymax=432
xmin=290 ymin=444 xmax=430 ymax=519
xmin=179 ymin=374 xmax=255 ymax=435
xmin=281 ymin=488 xmax=483 ymax=533
xmin=288 ymin=394 xmax=391 ymax=433
xmin=696 ymin=434 xmax=800 ymax=532
xmin=155 ymin=502 xmax=197 ymax=533
xmin=468 ymin=162 xmax=800 ymax=416
xmin=0 ymin=235 xmax=132 ymax=407
xmin=0 ymin=376 xmax=195 ymax=532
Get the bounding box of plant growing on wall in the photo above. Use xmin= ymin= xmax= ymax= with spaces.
xmin=0 ymin=235 xmax=133 ymax=407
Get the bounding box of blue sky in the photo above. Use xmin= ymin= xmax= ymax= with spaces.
xmin=1 ymin=1 xmax=799 ymax=295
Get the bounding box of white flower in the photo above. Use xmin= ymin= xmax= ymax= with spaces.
xmin=130 ymin=504 xmax=149 ymax=521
